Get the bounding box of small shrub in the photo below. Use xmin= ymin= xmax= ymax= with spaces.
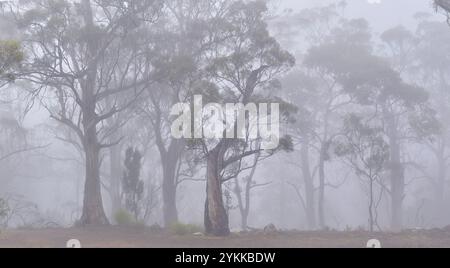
xmin=114 ymin=209 xmax=135 ymax=226
xmin=0 ymin=198 xmax=8 ymax=218
xmin=149 ymin=223 xmax=163 ymax=233
xmin=170 ymin=222 xmax=203 ymax=236
xmin=0 ymin=198 xmax=9 ymax=228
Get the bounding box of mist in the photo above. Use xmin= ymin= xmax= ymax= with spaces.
xmin=1 ymin=0 xmax=450 ymax=248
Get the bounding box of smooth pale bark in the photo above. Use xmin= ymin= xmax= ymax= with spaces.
xmin=234 ymin=178 xmax=247 ymax=230
xmin=318 ymin=108 xmax=331 ymax=230
xmin=162 ymin=151 xmax=179 ymax=227
xmin=109 ymin=144 xmax=122 ymax=216
xmin=318 ymin=144 xmax=326 ymax=229
xmin=234 ymin=153 xmax=259 ymax=230
xmin=434 ymin=73 xmax=448 ymax=223
xmin=368 ymin=174 xmax=375 ymax=233
xmin=436 ymin=145 xmax=446 ymax=205
xmin=153 ymin=97 xmax=183 ymax=227
xmin=432 ymin=141 xmax=447 ymax=225
xmin=389 ymin=141 xmax=404 ymax=232
xmin=385 ymin=110 xmax=404 ymax=232
xmin=155 ymin=136 xmax=184 ymax=227
xmin=300 ymin=140 xmax=316 ymax=230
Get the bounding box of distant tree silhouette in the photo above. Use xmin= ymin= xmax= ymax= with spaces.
xmin=122 ymin=147 xmax=144 ymax=221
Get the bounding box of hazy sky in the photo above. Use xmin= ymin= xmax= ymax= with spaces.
xmin=281 ymin=0 xmax=441 ymax=32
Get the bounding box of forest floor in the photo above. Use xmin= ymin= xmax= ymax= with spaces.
xmin=1 ymin=226 xmax=450 ymax=248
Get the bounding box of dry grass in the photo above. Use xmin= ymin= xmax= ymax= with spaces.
xmin=1 ymin=226 xmax=450 ymax=248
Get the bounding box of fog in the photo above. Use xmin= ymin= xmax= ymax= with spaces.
xmin=1 ymin=0 xmax=450 ymax=247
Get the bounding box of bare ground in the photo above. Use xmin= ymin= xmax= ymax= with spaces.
xmin=1 ymin=226 xmax=450 ymax=248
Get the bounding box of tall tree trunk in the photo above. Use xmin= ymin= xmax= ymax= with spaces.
xmin=79 ymin=130 xmax=109 ymax=225
xmin=386 ymin=114 xmax=404 ymax=232
xmin=233 ymin=153 xmax=258 ymax=231
xmin=234 ymin=178 xmax=247 ymax=230
xmin=153 ymin=101 xmax=182 ymax=227
xmin=204 ymin=145 xmax=230 ymax=236
xmin=300 ymin=140 xmax=316 ymax=230
xmin=435 ymin=71 xmax=448 ymax=223
xmin=433 ymin=142 xmax=446 ymax=225
xmin=158 ymin=139 xmax=183 ymax=227
xmin=318 ymin=144 xmax=326 ymax=229
xmin=79 ymin=77 xmax=109 ymax=225
xmin=369 ymin=175 xmax=375 ymax=233
xmin=78 ymin=0 xmax=109 ymax=226
xmin=390 ymin=156 xmax=404 ymax=231
xmin=162 ymin=156 xmax=178 ymax=227
xmin=109 ymin=144 xmax=122 ymax=216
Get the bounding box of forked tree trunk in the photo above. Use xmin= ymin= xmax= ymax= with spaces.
xmin=78 ymin=83 xmax=109 ymax=226
xmin=234 ymin=153 xmax=259 ymax=231
xmin=204 ymin=146 xmax=230 ymax=236
xmin=158 ymin=139 xmax=183 ymax=227
xmin=79 ymin=81 xmax=109 ymax=226
xmin=78 ymin=0 xmax=109 ymax=226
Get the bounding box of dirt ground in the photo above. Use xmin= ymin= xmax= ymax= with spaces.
xmin=1 ymin=226 xmax=450 ymax=248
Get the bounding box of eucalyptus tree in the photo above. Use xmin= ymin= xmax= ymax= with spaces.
xmin=0 ymin=40 xmax=22 ymax=88
xmin=405 ymin=19 xmax=450 ymax=224
xmin=137 ymin=0 xmax=234 ymax=227
xmin=290 ymin=12 xmax=432 ymax=231
xmin=381 ymin=22 xmax=445 ymax=228
xmin=338 ymin=49 xmax=431 ymax=231
xmin=436 ymin=0 xmax=450 ymax=15
xmin=0 ymin=39 xmax=25 ymax=162
xmin=0 ymin=38 xmax=30 ymax=182
xmin=276 ymin=4 xmax=376 ymax=230
xmin=9 ymin=0 xmax=163 ymax=225
xmin=181 ymin=0 xmax=294 ymax=236
xmin=230 ymin=151 xmax=274 ymax=231
xmin=335 ymin=114 xmax=389 ymax=232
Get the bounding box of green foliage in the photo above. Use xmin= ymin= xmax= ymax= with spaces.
xmin=0 ymin=198 xmax=9 ymax=220
xmin=114 ymin=209 xmax=136 ymax=226
xmin=0 ymin=40 xmax=23 ymax=82
xmin=435 ymin=0 xmax=450 ymax=14
xmin=170 ymin=222 xmax=203 ymax=236
xmin=278 ymin=135 xmax=294 ymax=152
xmin=409 ymin=108 xmax=442 ymax=139
xmin=206 ymin=0 xmax=295 ymax=92
xmin=122 ymin=147 xmax=144 ymax=220
xmin=381 ymin=25 xmax=415 ymax=45
xmin=335 ymin=114 xmax=389 ymax=173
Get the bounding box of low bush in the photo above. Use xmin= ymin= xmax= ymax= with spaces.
xmin=114 ymin=209 xmax=136 ymax=226
xmin=170 ymin=222 xmax=203 ymax=236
